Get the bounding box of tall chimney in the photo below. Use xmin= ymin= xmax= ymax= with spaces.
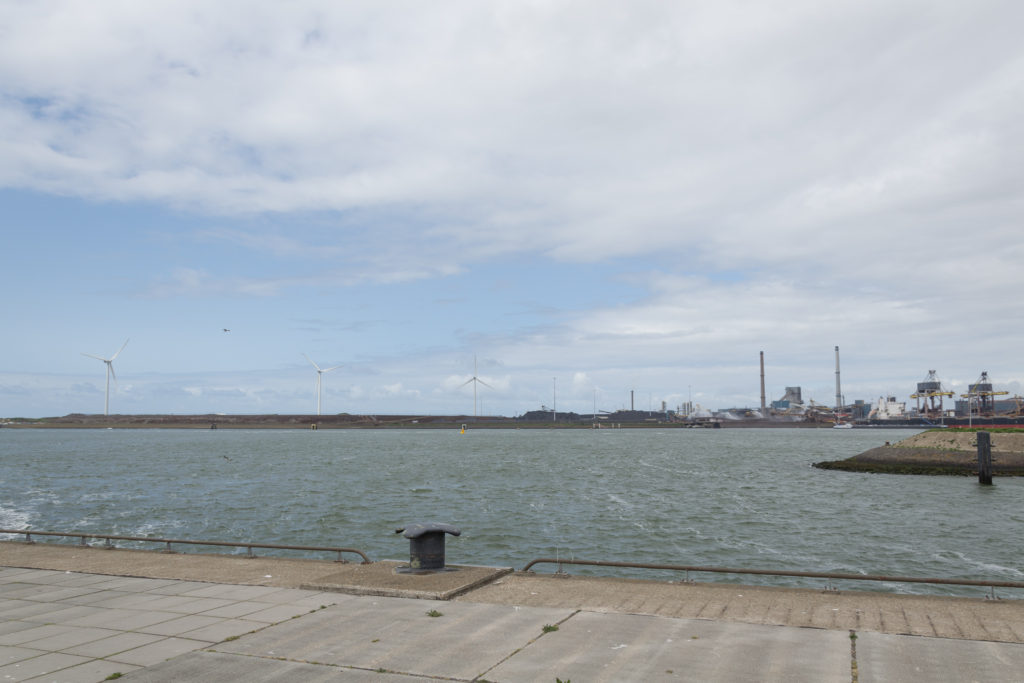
xmin=760 ymin=351 xmax=767 ymax=415
xmin=834 ymin=346 xmax=842 ymax=411
xmin=630 ymin=390 xmax=634 ymax=411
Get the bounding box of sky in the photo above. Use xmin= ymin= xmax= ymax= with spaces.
xmin=1 ymin=0 xmax=1023 ymax=418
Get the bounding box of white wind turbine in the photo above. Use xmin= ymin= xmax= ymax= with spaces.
xmin=459 ymin=355 xmax=494 ymax=417
xmin=304 ymin=354 xmax=341 ymax=416
xmin=82 ymin=339 xmax=129 ymax=416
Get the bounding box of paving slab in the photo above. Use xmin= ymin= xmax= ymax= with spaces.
xmin=105 ymin=635 xmax=211 ymax=667
xmin=41 ymin=572 xmax=114 ymax=587
xmin=0 ymin=624 xmax=77 ymax=647
xmin=64 ymin=607 xmax=179 ymax=631
xmin=0 ymin=621 xmax=45 ymax=638
xmin=75 ymin=591 xmax=172 ymax=610
xmin=488 ymin=610 xmax=852 ymax=683
xmin=250 ymin=586 xmax=340 ymax=604
xmin=179 ymin=583 xmax=289 ymax=601
xmin=22 ymin=604 xmax=107 ymax=624
xmin=0 ymin=568 xmax=44 ymax=580
xmin=138 ymin=614 xmax=226 ymax=637
xmin=0 ymin=583 xmax=95 ymax=601
xmin=82 ymin=577 xmax=179 ymax=593
xmin=856 ymin=631 xmax=1024 ymax=682
xmin=1 ymin=600 xmax=77 ymax=620
xmin=174 ymin=616 xmax=267 ymax=642
xmin=61 ymin=631 xmax=165 ymax=658
xmin=214 ymin=595 xmax=575 ymax=680
xmin=236 ymin=602 xmax=326 ymax=623
xmin=42 ymin=658 xmax=141 ymax=683
xmin=0 ymin=644 xmax=46 ymax=665
xmin=0 ymin=651 xmax=91 ymax=681
xmin=17 ymin=625 xmax=120 ymax=651
xmin=144 ymin=580 xmax=219 ymax=595
xmin=63 ymin=588 xmax=135 ymax=606
xmin=120 ymin=650 xmax=424 ymax=682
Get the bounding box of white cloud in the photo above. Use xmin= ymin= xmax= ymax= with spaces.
xmin=2 ymin=1 xmax=1023 ymax=417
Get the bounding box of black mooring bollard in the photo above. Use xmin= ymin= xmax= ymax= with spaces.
xmin=395 ymin=523 xmax=461 ymax=572
xmin=977 ymin=431 xmax=993 ymax=485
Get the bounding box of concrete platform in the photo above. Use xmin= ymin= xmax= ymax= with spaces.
xmin=0 ymin=541 xmax=510 ymax=600
xmin=4 ymin=542 xmax=1024 ymax=681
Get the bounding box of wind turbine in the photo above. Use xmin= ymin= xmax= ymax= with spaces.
xmin=82 ymin=339 xmax=129 ymax=416
xmin=459 ymin=355 xmax=494 ymax=417
xmin=304 ymin=354 xmax=341 ymax=416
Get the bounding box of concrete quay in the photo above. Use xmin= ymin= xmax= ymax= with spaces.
xmin=2 ymin=542 xmax=1024 ymax=682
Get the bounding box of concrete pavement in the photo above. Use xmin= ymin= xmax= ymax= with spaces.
xmin=3 ymin=542 xmax=1024 ymax=681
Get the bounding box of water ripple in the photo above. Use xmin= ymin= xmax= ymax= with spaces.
xmin=2 ymin=427 xmax=1022 ymax=596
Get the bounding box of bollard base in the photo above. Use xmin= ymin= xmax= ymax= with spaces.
xmin=394 ymin=565 xmax=460 ymax=575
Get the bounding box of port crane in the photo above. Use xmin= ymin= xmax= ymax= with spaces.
xmin=909 ymin=370 xmax=954 ymax=419
xmin=960 ymin=371 xmax=1009 ymax=417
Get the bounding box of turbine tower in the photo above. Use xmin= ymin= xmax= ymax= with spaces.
xmin=82 ymin=339 xmax=129 ymax=416
xmin=304 ymin=354 xmax=340 ymax=416
xmin=459 ymin=355 xmax=493 ymax=417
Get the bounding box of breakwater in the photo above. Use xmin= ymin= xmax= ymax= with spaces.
xmin=813 ymin=429 xmax=1024 ymax=475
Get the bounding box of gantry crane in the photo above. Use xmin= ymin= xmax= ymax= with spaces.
xmin=960 ymin=371 xmax=1009 ymax=417
xmin=909 ymin=370 xmax=954 ymax=419
xmin=1005 ymin=395 xmax=1024 ymax=417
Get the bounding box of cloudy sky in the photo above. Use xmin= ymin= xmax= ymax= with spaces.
xmin=1 ymin=0 xmax=1022 ymax=418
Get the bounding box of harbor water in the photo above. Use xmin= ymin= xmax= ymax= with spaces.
xmin=2 ymin=427 xmax=1022 ymax=596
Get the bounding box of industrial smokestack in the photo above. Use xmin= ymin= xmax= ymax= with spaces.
xmin=835 ymin=346 xmax=842 ymax=411
xmin=759 ymin=351 xmax=766 ymax=415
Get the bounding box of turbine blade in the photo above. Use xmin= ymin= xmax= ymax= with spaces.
xmin=303 ymin=353 xmax=321 ymax=371
xmin=478 ymin=379 xmax=495 ymax=390
xmin=323 ymin=365 xmax=341 ymax=373
xmin=459 ymin=378 xmax=475 ymax=388
xmin=82 ymin=353 xmax=107 ymax=361
xmin=108 ymin=362 xmax=117 ymax=383
xmin=111 ymin=338 xmax=129 ymax=360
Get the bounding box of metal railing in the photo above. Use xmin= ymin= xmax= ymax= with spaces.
xmin=522 ymin=557 xmax=1024 ymax=597
xmin=0 ymin=528 xmax=371 ymax=564
xmin=5 ymin=528 xmax=1023 ymax=597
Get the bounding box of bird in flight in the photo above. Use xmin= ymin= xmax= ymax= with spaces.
xmin=223 ymin=328 xmax=230 ymax=332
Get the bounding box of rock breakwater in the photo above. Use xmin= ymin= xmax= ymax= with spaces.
xmin=814 ymin=429 xmax=1024 ymax=475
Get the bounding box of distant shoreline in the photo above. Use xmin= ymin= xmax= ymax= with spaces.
xmin=1 ymin=413 xmax=843 ymax=429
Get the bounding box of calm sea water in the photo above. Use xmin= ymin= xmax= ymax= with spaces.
xmin=2 ymin=427 xmax=1022 ymax=596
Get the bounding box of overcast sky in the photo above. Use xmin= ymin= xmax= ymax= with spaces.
xmin=2 ymin=1 xmax=1022 ymax=418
